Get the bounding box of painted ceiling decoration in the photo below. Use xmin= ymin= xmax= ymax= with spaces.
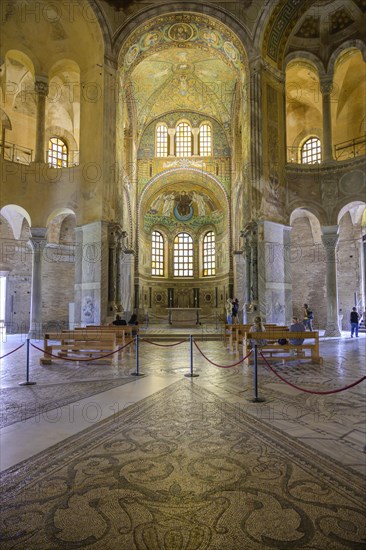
xmin=120 ymin=14 xmax=245 ymax=136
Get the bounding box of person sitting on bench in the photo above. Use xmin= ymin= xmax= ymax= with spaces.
xmin=112 ymin=314 xmax=127 ymax=326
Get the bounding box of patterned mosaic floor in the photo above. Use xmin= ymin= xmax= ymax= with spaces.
xmin=0 ymin=331 xmax=365 ymax=548
xmin=1 ymin=381 xmax=366 ymax=549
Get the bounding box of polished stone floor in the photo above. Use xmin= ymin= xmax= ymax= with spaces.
xmin=0 ymin=326 xmax=365 ymax=476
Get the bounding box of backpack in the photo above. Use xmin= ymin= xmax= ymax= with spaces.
xmin=307 ymin=309 xmax=314 ymax=319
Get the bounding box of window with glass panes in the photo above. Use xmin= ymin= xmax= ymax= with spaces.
xmin=48 ymin=137 xmax=68 ymax=167
xmin=203 ymin=231 xmax=216 ymax=276
xmin=156 ymin=124 xmax=168 ymax=157
xmin=173 ymin=233 xmax=193 ymax=277
xmin=176 ymin=122 xmax=192 ymax=157
xmin=152 ymin=231 xmax=164 ymax=276
xmin=301 ymin=137 xmax=321 ymax=164
xmin=199 ymin=124 xmax=212 ymax=156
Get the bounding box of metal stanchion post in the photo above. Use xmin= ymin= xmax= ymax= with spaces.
xmin=185 ymin=335 xmax=199 ymax=378
xmin=131 ymin=334 xmax=144 ymax=376
xmin=250 ymin=344 xmax=264 ymax=402
xmin=19 ymin=338 xmax=36 ymax=386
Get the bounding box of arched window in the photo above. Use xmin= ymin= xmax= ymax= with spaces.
xmin=174 ymin=232 xmax=193 ymax=276
xmin=301 ymin=137 xmax=321 ymax=164
xmin=48 ymin=137 xmax=68 ymax=167
xmin=203 ymin=231 xmax=216 ymax=276
xmin=156 ymin=124 xmax=168 ymax=157
xmin=175 ymin=122 xmax=192 ymax=157
xmin=199 ymin=123 xmax=212 ymax=156
xmin=152 ymin=231 xmax=164 ymax=276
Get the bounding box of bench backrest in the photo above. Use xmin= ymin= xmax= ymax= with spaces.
xmin=45 ymin=331 xmax=117 ymax=342
xmin=247 ymin=331 xmax=318 ymax=340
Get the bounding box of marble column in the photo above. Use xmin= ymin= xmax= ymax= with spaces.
xmin=257 ymin=221 xmax=292 ymax=325
xmin=28 ymin=227 xmax=47 ymax=338
xmin=108 ymin=226 xmax=118 ymax=314
xmin=248 ymin=57 xmax=263 ymax=214
xmin=320 ymin=77 xmax=334 ymax=162
xmin=233 ymin=251 xmax=246 ymax=322
xmin=74 ymin=222 xmax=109 ymax=326
xmin=120 ymin=252 xmax=134 ymax=317
xmin=321 ymin=225 xmax=341 ymax=336
xmin=168 ymin=128 xmax=175 ymax=156
xmin=116 ymin=231 xmax=127 ymax=313
xmin=34 ymin=76 xmax=49 ymax=163
xmin=192 ymin=128 xmax=199 ymax=155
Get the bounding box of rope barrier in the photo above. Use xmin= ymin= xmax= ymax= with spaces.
xmin=260 ymin=352 xmax=366 ymax=395
xmin=194 ymin=340 xmax=252 ymax=368
xmin=140 ymin=338 xmax=187 ymax=347
xmin=0 ymin=342 xmax=25 ymax=359
xmin=30 ymin=339 xmax=133 ymax=362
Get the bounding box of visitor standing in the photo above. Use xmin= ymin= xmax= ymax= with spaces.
xmin=303 ymin=303 xmax=314 ymax=330
xmin=249 ymin=316 xmax=267 ymax=347
xmin=232 ymin=298 xmax=239 ymax=325
xmin=350 ymin=307 xmax=359 ymax=338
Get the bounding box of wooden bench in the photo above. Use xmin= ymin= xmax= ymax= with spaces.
xmin=81 ymin=325 xmax=137 ymax=356
xmin=242 ymin=330 xmax=323 ymax=365
xmin=40 ymin=331 xmax=118 ymax=365
xmin=224 ymin=323 xmax=279 ymax=351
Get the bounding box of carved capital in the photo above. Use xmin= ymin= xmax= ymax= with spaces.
xmin=35 ymin=77 xmax=49 ymax=97
xmin=320 ymin=77 xmax=333 ymax=95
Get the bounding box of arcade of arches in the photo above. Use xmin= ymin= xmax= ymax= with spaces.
xmin=0 ymin=0 xmax=366 ymax=334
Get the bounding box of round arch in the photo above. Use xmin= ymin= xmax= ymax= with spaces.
xmin=328 ymin=39 xmax=366 ymax=75
xmin=0 ymin=204 xmax=32 ymax=240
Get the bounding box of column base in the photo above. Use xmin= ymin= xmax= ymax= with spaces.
xmin=324 ymin=322 xmax=341 ymax=337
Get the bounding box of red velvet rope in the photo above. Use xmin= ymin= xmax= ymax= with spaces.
xmin=0 ymin=342 xmax=25 ymax=359
xmin=194 ymin=340 xmax=253 ymax=368
xmin=31 ymin=339 xmax=133 ymax=362
xmin=260 ymin=352 xmax=366 ymax=395
xmin=141 ymin=338 xmax=187 ymax=347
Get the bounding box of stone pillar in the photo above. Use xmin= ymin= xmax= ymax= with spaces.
xmin=248 ymin=57 xmax=263 ymax=214
xmin=120 ymin=252 xmax=134 ymax=317
xmin=192 ymin=128 xmax=199 ymax=155
xmin=116 ymin=231 xmax=127 ymax=312
xmin=34 ymin=76 xmax=49 ymax=163
xmin=320 ymin=77 xmax=334 ymax=162
xmin=108 ymin=225 xmax=118 ymax=314
xmin=74 ymin=222 xmax=109 ymax=326
xmin=241 ymin=222 xmax=259 ymax=319
xmin=321 ymin=225 xmax=341 ymax=336
xmin=233 ymin=251 xmax=246 ymax=322
xmin=257 ymin=221 xmax=292 ymax=325
xmin=168 ymin=128 xmax=175 ymax=156
xmin=28 ymin=227 xmax=47 ymax=337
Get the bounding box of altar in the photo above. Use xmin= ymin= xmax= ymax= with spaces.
xmin=167 ymin=308 xmax=201 ymax=326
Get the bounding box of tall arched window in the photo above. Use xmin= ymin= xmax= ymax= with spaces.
xmin=152 ymin=231 xmax=164 ymax=276
xmin=48 ymin=137 xmax=68 ymax=167
xmin=174 ymin=232 xmax=193 ymax=276
xmin=203 ymin=231 xmax=215 ymax=276
xmin=199 ymin=123 xmax=212 ymax=156
xmin=156 ymin=124 xmax=168 ymax=157
xmin=175 ymin=122 xmax=192 ymax=157
xmin=301 ymin=137 xmax=321 ymax=164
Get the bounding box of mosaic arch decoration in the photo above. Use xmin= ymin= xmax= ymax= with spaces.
xmin=120 ymin=13 xmax=247 ymax=78
xmin=263 ymin=0 xmax=316 ymax=66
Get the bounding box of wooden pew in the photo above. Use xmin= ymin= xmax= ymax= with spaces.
xmin=242 ymin=330 xmax=322 ymax=365
xmin=40 ymin=331 xmax=118 ymax=365
xmin=224 ymin=323 xmax=279 ymax=352
xmin=81 ymin=325 xmax=136 ymax=356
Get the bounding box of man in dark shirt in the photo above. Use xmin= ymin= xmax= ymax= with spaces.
xmin=289 ymin=317 xmax=305 ymax=345
xmin=350 ymin=307 xmax=359 ymax=337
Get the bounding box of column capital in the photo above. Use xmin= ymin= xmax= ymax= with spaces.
xmin=35 ymin=76 xmax=49 ymax=97
xmin=320 ymin=76 xmax=333 ymax=95
xmin=28 ymin=227 xmax=47 ymax=248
